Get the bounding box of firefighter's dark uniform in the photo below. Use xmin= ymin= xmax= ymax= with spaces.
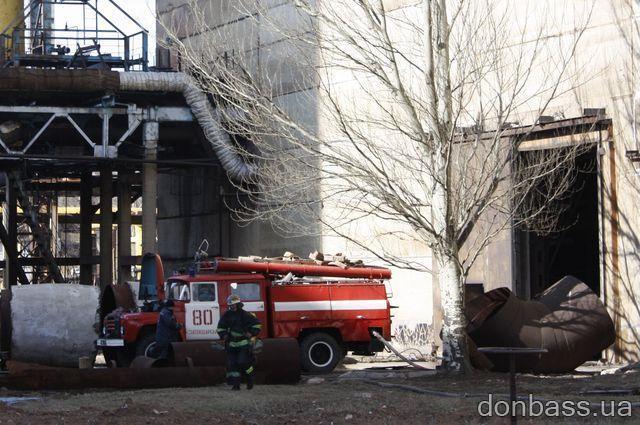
xmin=216 ymin=305 xmax=262 ymax=389
xmin=155 ymin=302 xmax=181 ymax=359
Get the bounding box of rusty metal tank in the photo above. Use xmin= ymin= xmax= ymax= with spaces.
xmin=466 ymin=276 xmax=615 ymax=373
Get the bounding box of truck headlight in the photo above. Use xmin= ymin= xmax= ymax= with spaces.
xmin=120 ymin=325 xmax=125 ymax=337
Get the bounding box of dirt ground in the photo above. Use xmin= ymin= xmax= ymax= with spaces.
xmin=1 ymin=368 xmax=640 ymax=424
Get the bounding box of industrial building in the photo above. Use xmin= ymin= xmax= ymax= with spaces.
xmin=0 ymin=0 xmax=270 ymax=291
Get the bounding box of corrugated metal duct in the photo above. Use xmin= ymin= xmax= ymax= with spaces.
xmin=119 ymin=72 xmax=256 ymax=181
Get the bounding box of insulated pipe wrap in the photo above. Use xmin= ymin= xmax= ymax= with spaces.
xmin=118 ymin=72 xmax=255 ymax=181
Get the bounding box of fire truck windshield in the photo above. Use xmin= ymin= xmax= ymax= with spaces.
xmin=166 ymin=279 xmax=190 ymax=301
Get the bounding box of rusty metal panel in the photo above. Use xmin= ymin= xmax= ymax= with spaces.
xmin=129 ymin=356 xmax=170 ymax=369
xmin=1 ymin=366 xmax=228 ymax=391
xmin=100 ymin=284 xmax=136 ymax=315
xmin=172 ymin=338 xmax=301 ymax=384
xmin=467 ymin=276 xmax=615 ymax=373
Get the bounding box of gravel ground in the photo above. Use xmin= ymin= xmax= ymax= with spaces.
xmin=0 ymin=367 xmax=639 ymax=424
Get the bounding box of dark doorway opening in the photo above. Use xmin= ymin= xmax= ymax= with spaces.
xmin=515 ymin=147 xmax=600 ymax=299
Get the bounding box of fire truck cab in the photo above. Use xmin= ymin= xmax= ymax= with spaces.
xmin=98 ymin=255 xmax=392 ymax=374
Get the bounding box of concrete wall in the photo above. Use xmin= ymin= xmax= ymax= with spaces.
xmin=157 ymin=0 xmax=640 ymax=362
xmin=458 ymin=0 xmax=640 ymax=362
xmin=157 ymin=0 xmax=434 ymax=356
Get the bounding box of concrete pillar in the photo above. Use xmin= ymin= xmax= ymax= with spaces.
xmin=3 ymin=175 xmax=17 ymax=287
xmin=142 ymin=122 xmax=159 ymax=254
xmin=100 ymin=166 xmax=113 ymax=289
xmin=79 ymin=172 xmax=93 ymax=285
xmin=117 ymin=171 xmax=133 ymax=283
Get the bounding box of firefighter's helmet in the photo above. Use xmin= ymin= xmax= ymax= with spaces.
xmin=227 ymin=294 xmax=242 ymax=306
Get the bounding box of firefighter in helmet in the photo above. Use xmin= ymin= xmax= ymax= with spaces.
xmin=216 ymin=294 xmax=262 ymax=390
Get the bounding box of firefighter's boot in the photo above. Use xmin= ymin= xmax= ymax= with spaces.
xmin=246 ymin=365 xmax=254 ymax=390
xmin=229 ymin=372 xmax=241 ymax=390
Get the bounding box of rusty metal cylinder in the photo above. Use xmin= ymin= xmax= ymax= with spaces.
xmin=1 ymin=284 xmax=100 ymax=368
xmin=172 ymin=338 xmax=301 ymax=384
xmin=468 ymin=276 xmax=615 ymax=373
xmin=130 ymin=356 xmax=170 ymax=369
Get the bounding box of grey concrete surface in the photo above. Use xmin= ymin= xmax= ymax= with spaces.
xmin=10 ymin=284 xmax=100 ymax=367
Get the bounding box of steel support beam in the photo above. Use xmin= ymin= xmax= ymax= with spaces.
xmin=117 ymin=171 xmax=133 ymax=284
xmin=2 ymin=177 xmax=18 ymax=287
xmin=142 ymin=121 xmax=158 ymax=254
xmin=0 ymin=223 xmax=29 ymax=285
xmin=0 ymin=105 xmax=192 ymax=120
xmin=99 ymin=166 xmax=113 ymax=289
xmin=0 ymin=177 xmax=29 ymax=287
xmin=58 ymin=213 xmax=142 ymax=225
xmin=0 ymin=106 xmax=127 ymax=115
xmin=9 ymin=171 xmax=64 ymax=283
xmin=0 ymin=255 xmax=142 ymax=268
xmin=79 ymin=172 xmax=93 ymax=284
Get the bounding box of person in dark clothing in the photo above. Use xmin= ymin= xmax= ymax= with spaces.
xmin=155 ymin=300 xmax=182 ymax=359
xmin=217 ymin=294 xmax=262 ymax=390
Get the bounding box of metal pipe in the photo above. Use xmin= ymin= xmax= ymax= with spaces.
xmin=213 ymin=258 xmax=392 ymax=279
xmin=171 ymin=338 xmax=301 ymax=384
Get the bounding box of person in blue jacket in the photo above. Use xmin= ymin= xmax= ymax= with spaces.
xmin=155 ymin=299 xmax=181 ymax=359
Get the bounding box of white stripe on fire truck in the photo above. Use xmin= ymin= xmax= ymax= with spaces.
xmin=274 ymin=301 xmax=331 ymax=311
xmin=273 ymin=300 xmax=386 ymax=311
xmin=331 ymin=300 xmax=387 ymax=310
xmin=243 ymin=301 xmax=265 ymax=312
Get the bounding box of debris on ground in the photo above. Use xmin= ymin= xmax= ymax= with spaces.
xmin=0 ymin=368 xmax=636 ymax=424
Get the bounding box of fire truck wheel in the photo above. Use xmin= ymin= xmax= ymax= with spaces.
xmin=300 ymin=333 xmax=342 ymax=374
xmin=135 ymin=333 xmax=158 ymax=358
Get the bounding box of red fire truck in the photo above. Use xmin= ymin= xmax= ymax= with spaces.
xmin=97 ymin=255 xmax=393 ymax=373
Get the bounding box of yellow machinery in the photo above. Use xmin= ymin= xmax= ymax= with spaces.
xmin=0 ymin=0 xmax=23 ymax=57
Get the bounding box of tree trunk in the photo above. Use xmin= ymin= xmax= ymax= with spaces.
xmin=436 ymin=250 xmax=472 ymax=373
xmin=430 ymin=164 xmax=471 ymax=373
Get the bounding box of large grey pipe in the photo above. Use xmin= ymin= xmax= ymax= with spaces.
xmin=2 ymin=284 xmax=100 ymax=368
xmin=119 ymin=72 xmax=255 ymax=181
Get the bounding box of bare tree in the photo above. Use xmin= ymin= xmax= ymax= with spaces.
xmin=160 ymin=0 xmax=594 ymax=372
